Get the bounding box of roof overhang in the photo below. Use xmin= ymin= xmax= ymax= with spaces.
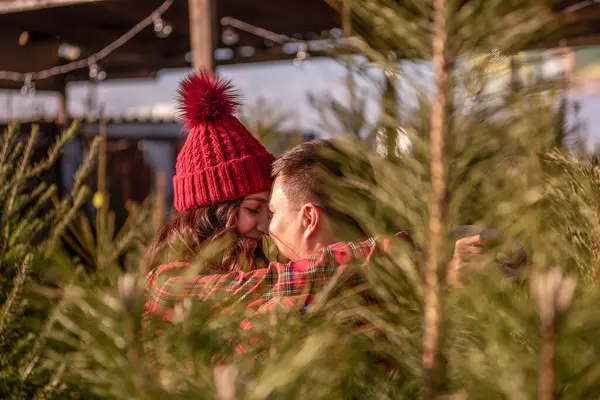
xmin=0 ymin=0 xmax=103 ymax=14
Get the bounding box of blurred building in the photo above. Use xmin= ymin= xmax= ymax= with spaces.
xmin=0 ymin=114 xmax=316 ymax=226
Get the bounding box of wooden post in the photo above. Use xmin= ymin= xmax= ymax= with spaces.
xmin=424 ymin=0 xmax=449 ymax=395
xmin=188 ymin=0 xmax=216 ymax=71
xmin=96 ymin=116 xmax=108 ymax=268
xmin=97 ymin=117 xmax=107 ymax=198
xmin=56 ymin=75 xmax=82 ymax=196
xmin=384 ymin=71 xmax=398 ymax=159
xmin=153 ymin=171 xmax=166 ymax=231
xmin=56 ymin=79 xmax=68 ymax=127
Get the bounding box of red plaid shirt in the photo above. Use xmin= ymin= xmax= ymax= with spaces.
xmin=143 ymin=232 xmax=409 ymax=360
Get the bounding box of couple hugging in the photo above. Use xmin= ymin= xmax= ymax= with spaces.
xmin=142 ymin=71 xmax=514 ymax=359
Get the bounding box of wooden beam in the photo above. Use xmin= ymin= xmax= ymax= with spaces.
xmin=0 ymin=11 xmax=185 ymax=58
xmin=81 ymin=122 xmax=182 ymax=140
xmin=221 ymin=0 xmax=338 ymax=37
xmin=97 ymin=0 xmax=189 ymax=34
xmin=0 ymin=0 xmax=103 ymax=14
xmin=188 ymin=0 xmax=215 ymax=71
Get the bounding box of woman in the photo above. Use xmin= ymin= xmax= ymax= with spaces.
xmin=142 ymin=72 xmax=276 ymax=400
xmin=144 ymin=71 xmax=275 ymax=279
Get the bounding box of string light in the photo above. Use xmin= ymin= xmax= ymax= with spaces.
xmin=88 ymin=63 xmax=107 ymax=82
xmin=18 ymin=31 xmax=29 ymax=46
xmin=0 ymin=0 xmax=174 ymax=87
xmin=0 ymin=0 xmax=593 ymax=90
xmin=220 ymin=3 xmax=598 ymax=67
xmin=221 ymin=27 xmax=239 ymax=46
xmin=152 ymin=12 xmax=172 ymax=38
xmin=293 ymin=43 xmax=311 ymax=67
xmin=20 ymin=73 xmax=35 ymax=96
xmin=58 ymin=43 xmax=81 ymax=61
xmin=329 ymin=28 xmax=343 ymax=39
xmin=221 ymin=16 xmax=291 ymax=45
xmin=221 ymin=17 xmax=313 ymax=67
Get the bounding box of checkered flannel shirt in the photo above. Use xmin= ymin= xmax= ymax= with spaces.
xmin=143 ymin=231 xmax=409 ymax=360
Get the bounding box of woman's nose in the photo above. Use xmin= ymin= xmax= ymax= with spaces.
xmin=257 ymin=210 xmax=270 ymax=234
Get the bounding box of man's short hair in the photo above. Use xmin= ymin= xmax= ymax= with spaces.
xmin=271 ymin=139 xmax=377 ymax=239
xmin=271 ymin=139 xmax=335 ymax=210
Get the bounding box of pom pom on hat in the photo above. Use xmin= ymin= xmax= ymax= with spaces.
xmin=173 ymin=70 xmax=275 ymax=211
xmin=177 ymin=70 xmax=240 ymax=129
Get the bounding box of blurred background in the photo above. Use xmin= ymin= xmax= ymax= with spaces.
xmin=5 ymin=2 xmax=600 ymax=398
xmin=1 ymin=0 xmax=599 ymax=227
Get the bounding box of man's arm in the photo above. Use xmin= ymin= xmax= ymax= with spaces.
xmin=143 ymin=237 xmax=382 ymax=321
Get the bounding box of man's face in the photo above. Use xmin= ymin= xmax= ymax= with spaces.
xmin=268 ymin=176 xmax=305 ymax=261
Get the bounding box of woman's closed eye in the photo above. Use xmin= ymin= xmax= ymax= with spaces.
xmin=244 ymin=207 xmax=259 ymax=215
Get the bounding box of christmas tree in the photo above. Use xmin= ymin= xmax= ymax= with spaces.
xmin=0 ymin=123 xmax=100 ymax=398
xmin=20 ymin=0 xmax=600 ymax=398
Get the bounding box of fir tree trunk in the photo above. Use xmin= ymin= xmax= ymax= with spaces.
xmin=383 ymin=69 xmax=398 ymax=160
xmin=593 ymin=165 xmax=600 ymax=285
xmin=424 ymin=0 xmax=450 ymax=396
xmin=538 ymin=318 xmax=556 ymax=400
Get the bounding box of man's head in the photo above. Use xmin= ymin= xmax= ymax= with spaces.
xmin=268 ymin=139 xmax=375 ymax=260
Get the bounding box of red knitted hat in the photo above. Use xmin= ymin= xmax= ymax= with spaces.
xmin=173 ymin=71 xmax=275 ymax=212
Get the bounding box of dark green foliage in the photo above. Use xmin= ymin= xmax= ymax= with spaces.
xmin=0 ymin=123 xmax=100 ymax=399
xmin=8 ymin=0 xmax=600 ymax=398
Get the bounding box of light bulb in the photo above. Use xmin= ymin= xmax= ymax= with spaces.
xmin=89 ymin=64 xmax=106 ymax=82
xmin=21 ymin=74 xmax=35 ymax=96
xmin=153 ymin=16 xmax=172 ymax=38
xmin=221 ymin=27 xmax=239 ymax=45
xmin=293 ymin=43 xmax=311 ymax=67
xmin=89 ymin=63 xmax=99 ymax=79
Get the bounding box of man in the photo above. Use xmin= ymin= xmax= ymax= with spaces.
xmin=268 ymin=139 xmax=375 ymax=262
xmin=268 ymin=139 xmax=487 ymax=283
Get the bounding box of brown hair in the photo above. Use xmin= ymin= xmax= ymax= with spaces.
xmin=271 ymin=139 xmax=335 ymax=211
xmin=271 ymin=139 xmax=375 ymax=240
xmin=144 ymin=199 xmax=269 ymax=275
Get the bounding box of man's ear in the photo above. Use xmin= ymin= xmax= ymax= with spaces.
xmin=300 ymin=203 xmax=321 ymax=240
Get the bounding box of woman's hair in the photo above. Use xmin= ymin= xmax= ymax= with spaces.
xmin=144 ymin=199 xmax=270 ymax=275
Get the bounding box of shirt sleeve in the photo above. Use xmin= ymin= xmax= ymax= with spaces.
xmin=141 ymin=236 xmax=398 ymax=363
xmin=143 ymin=237 xmax=382 ymax=320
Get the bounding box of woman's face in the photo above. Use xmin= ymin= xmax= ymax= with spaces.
xmin=236 ymin=191 xmax=271 ymax=243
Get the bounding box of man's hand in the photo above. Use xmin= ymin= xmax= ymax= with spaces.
xmin=214 ymin=364 xmax=239 ymax=400
xmin=447 ymin=234 xmax=484 ymax=287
